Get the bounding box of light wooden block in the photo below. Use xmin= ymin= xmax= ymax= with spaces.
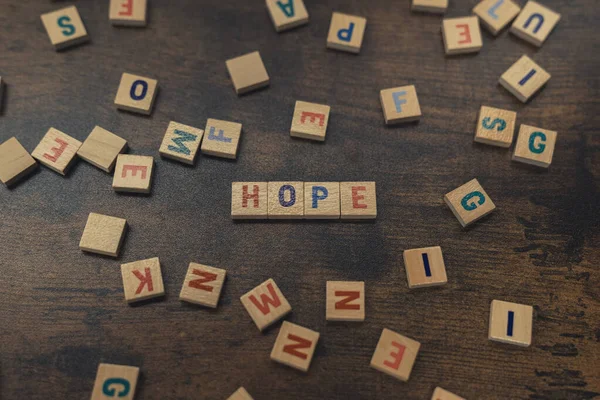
xmin=441 ymin=16 xmax=482 ymax=55
xmin=512 ymin=124 xmax=557 ymax=168
xmin=499 ymin=55 xmax=550 ymax=103
xmin=290 ymin=101 xmax=331 ymax=141
xmin=473 ymin=0 xmax=521 ymax=36
xmin=326 ymin=281 xmax=365 ymax=321
xmin=510 ymin=1 xmax=560 ymax=47
xmin=0 ymin=137 xmax=37 ymax=186
xmin=112 ymin=154 xmax=153 ymax=194
xmin=444 ymin=179 xmax=495 ymax=228
xmin=79 ymin=212 xmax=127 ymax=257
xmin=201 ymin=118 xmax=242 ymax=159
xmin=226 ymin=51 xmax=270 ymax=95
xmin=31 ymin=127 xmax=82 ymax=175
xmin=231 ymin=182 xmax=269 ymax=219
xmin=114 ymin=72 xmax=158 ymax=115
xmin=412 ymin=0 xmax=448 ymax=14
xmin=270 ymin=321 xmax=319 ymax=372
xmin=326 ymin=12 xmax=367 ymax=54
xmin=403 ymin=246 xmax=447 ymax=289
xmin=41 ymin=6 xmax=89 ymax=50
xmin=304 ymin=182 xmax=340 ymax=219
xmin=91 ymin=363 xmax=139 ymax=400
xmin=121 ymin=257 xmax=165 ymax=303
xmin=179 ymin=263 xmax=226 ymax=308
xmin=380 ymin=85 xmax=422 ymax=125
xmin=268 ymin=181 xmax=304 ymax=219
xmin=240 ymin=278 xmax=292 ymax=331
xmin=370 ymin=328 xmax=420 ymax=382
xmin=474 ymin=106 xmax=517 ymax=148
xmin=77 ymin=126 xmax=127 ymax=172
xmin=432 ymin=387 xmax=466 ymax=400
xmin=227 ymin=387 xmax=254 ymax=400
xmin=488 ymin=299 xmax=533 ymax=346
xmin=340 ymin=181 xmax=377 ymax=219
xmin=109 ymin=0 xmax=147 ymax=27
xmin=266 ymin=0 xmax=309 ymax=32
xmin=159 ymin=121 xmax=204 ymax=165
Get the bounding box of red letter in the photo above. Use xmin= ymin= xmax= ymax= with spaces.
xmin=133 ymin=268 xmax=154 ymax=294
xmin=242 ymin=184 xmax=260 ymax=208
xmin=119 ymin=0 xmax=133 ymax=16
xmin=188 ymin=269 xmax=217 ymax=292
xmin=283 ymin=334 xmax=311 ymax=360
xmin=300 ymin=112 xmax=325 ymax=127
xmin=334 ymin=291 xmax=361 ymax=310
xmin=249 ymin=283 xmax=281 ymax=315
xmin=352 ymin=186 xmax=367 ymax=209
xmin=383 ymin=341 xmax=406 ymax=370
xmin=456 ymin=24 xmax=472 ymax=44
xmin=43 ymin=138 xmax=68 ymax=162
xmin=122 ymin=165 xmax=147 ymax=179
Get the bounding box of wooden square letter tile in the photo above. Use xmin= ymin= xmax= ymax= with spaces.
xmin=226 ymin=51 xmax=270 ymax=95
xmin=201 ymin=118 xmax=242 ymax=159
xmin=266 ymin=0 xmax=309 ymax=32
xmin=31 ymin=127 xmax=82 ymax=175
xmin=444 ymin=179 xmax=495 ymax=227
xmin=431 ymin=387 xmax=466 ymax=400
xmin=0 ymin=137 xmax=37 ymax=186
xmin=179 ymin=263 xmax=226 ymax=308
xmin=114 ymin=73 xmax=158 ymax=115
xmin=326 ymin=281 xmax=365 ymax=321
xmin=231 ymin=182 xmax=269 ymax=219
xmin=326 ymin=12 xmax=367 ymax=54
xmin=488 ymin=299 xmax=533 ymax=346
xmin=442 ymin=16 xmax=482 ymax=55
xmin=412 ymin=0 xmax=448 ymax=14
xmin=77 ymin=126 xmax=127 ymax=172
xmin=474 ymin=106 xmax=517 ymax=148
xmin=304 ymin=182 xmax=340 ymax=219
xmin=112 ymin=154 xmax=154 ymax=193
xmin=473 ymin=0 xmax=520 ymax=36
xmin=403 ymin=246 xmax=447 ymax=289
xmin=512 ymin=124 xmax=557 ymax=168
xmin=109 ymin=0 xmax=147 ymax=27
xmin=340 ymin=181 xmax=377 ymax=219
xmin=159 ymin=121 xmax=204 ymax=165
xmin=270 ymin=321 xmax=320 ymax=372
xmin=41 ymin=6 xmax=89 ymax=50
xmin=79 ymin=212 xmax=127 ymax=257
xmin=380 ymin=85 xmax=421 ymax=125
xmin=290 ymin=101 xmax=331 ymax=141
xmin=91 ymin=363 xmax=139 ymax=400
xmin=227 ymin=387 xmax=254 ymax=400
xmin=268 ymin=181 xmax=304 ymax=219
xmin=499 ymin=55 xmax=550 ymax=103
xmin=240 ymin=278 xmax=292 ymax=331
xmin=510 ymin=1 xmax=560 ymax=47
xmin=121 ymin=257 xmax=165 ymax=303
xmin=370 ymin=328 xmax=420 ymax=381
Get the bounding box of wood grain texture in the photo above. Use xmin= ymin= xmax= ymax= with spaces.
xmin=0 ymin=0 xmax=598 ymax=399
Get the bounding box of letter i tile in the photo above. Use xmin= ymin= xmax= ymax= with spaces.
xmin=403 ymin=246 xmax=447 ymax=288
xmin=499 ymin=55 xmax=550 ymax=103
xmin=488 ymin=300 xmax=533 ymax=346
xmin=444 ymin=179 xmax=495 ymax=227
xmin=370 ymin=328 xmax=421 ymax=381
xmin=326 ymin=12 xmax=367 ymax=54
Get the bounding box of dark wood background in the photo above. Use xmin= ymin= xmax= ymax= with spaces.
xmin=1 ymin=0 xmax=598 ymax=399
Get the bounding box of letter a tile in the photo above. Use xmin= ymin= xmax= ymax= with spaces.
xmin=444 ymin=179 xmax=495 ymax=228
xmin=266 ymin=0 xmax=309 ymax=32
xmin=326 ymin=12 xmax=367 ymax=54
xmin=270 ymin=321 xmax=320 ymax=372
xmin=91 ymin=363 xmax=139 ymax=400
xmin=179 ymin=263 xmax=226 ymax=308
xmin=290 ymin=101 xmax=331 ymax=141
xmin=240 ymin=278 xmax=292 ymax=331
xmin=31 ymin=127 xmax=82 ymax=175
xmin=112 ymin=154 xmax=154 ymax=193
xmin=121 ymin=257 xmax=165 ymax=303
xmin=370 ymin=328 xmax=420 ymax=381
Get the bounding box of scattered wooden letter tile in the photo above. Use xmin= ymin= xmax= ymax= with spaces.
xmin=403 ymin=246 xmax=447 ymax=289
xmin=79 ymin=212 xmax=127 ymax=257
xmin=512 ymin=124 xmax=557 ymax=168
xmin=473 ymin=0 xmax=520 ymax=36
xmin=0 ymin=137 xmax=37 ymax=186
xmin=499 ymin=55 xmax=550 ymax=103
xmin=268 ymin=181 xmax=304 ymax=219
xmin=474 ymin=106 xmax=517 ymax=148
xmin=114 ymin=72 xmax=158 ymax=115
xmin=121 ymin=257 xmax=165 ymax=303
xmin=380 ymin=85 xmax=421 ymax=125
xmin=340 ymin=181 xmax=377 ymax=219
xmin=159 ymin=121 xmax=204 ymax=165
xmin=488 ymin=299 xmax=533 ymax=346
xmin=201 ymin=118 xmax=242 ymax=159
xmin=441 ymin=16 xmax=483 ymax=55
xmin=412 ymin=0 xmax=448 ymax=14
xmin=270 ymin=321 xmax=320 ymax=372
xmin=109 ymin=0 xmax=148 ymax=27
xmin=326 ymin=281 xmax=365 ymax=321
xmin=226 ymin=51 xmax=270 ymax=95
xmin=91 ymin=363 xmax=139 ymax=400
xmin=266 ymin=0 xmax=309 ymax=32
xmin=227 ymin=387 xmax=254 ymax=400
xmin=444 ymin=179 xmax=495 ymax=227
xmin=304 ymin=182 xmax=340 ymax=219
xmin=31 ymin=127 xmax=82 ymax=175
xmin=240 ymin=278 xmax=292 ymax=331
xmin=112 ymin=154 xmax=154 ymax=193
xmin=179 ymin=263 xmax=226 ymax=308
xmin=77 ymin=126 xmax=127 ymax=172
xmin=510 ymin=1 xmax=560 ymax=47
xmin=231 ymin=182 xmax=269 ymax=219
xmin=290 ymin=101 xmax=331 ymax=141
xmin=326 ymin=12 xmax=367 ymax=54
xmin=41 ymin=6 xmax=89 ymax=50
xmin=370 ymin=328 xmax=421 ymax=381
xmin=431 ymin=387 xmax=466 ymax=400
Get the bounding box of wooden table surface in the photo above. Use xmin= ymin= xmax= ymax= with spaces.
xmin=1 ymin=0 xmax=598 ymax=399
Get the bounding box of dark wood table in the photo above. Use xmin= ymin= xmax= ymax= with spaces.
xmin=1 ymin=0 xmax=598 ymax=399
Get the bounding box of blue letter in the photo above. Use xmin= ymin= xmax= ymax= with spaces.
xmin=311 ymin=186 xmax=328 ymax=208
xmin=207 ymin=126 xmax=231 ymax=143
xmin=487 ymin=0 xmax=504 ymax=20
xmin=337 ymin=22 xmax=355 ymax=42
xmin=392 ymin=91 xmax=407 ymax=113
xmin=102 ymin=378 xmax=130 ymax=397
xmin=421 ymin=253 xmax=432 ymax=277
xmin=482 ymin=117 xmax=506 ymax=132
xmin=276 ymin=0 xmax=295 ymax=17
xmin=518 ymin=69 xmax=536 ymax=86
xmin=130 ymin=80 xmax=148 ymax=100
xmin=57 ymin=16 xmax=75 ymax=36
xmin=528 ymin=131 xmax=546 ymax=154
xmin=507 ymin=311 xmax=515 ymax=336
xmin=279 ymin=185 xmax=296 ymax=207
xmin=167 ymin=129 xmax=197 ymax=155
xmin=461 ymin=191 xmax=485 ymax=211
xmin=524 ymin=13 xmax=544 ymax=33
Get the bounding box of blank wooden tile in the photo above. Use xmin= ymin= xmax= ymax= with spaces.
xmin=432 ymin=387 xmax=466 ymax=400
xmin=77 ymin=126 xmax=127 ymax=172
xmin=270 ymin=321 xmax=319 ymax=372
xmin=121 ymin=257 xmax=165 ymax=303
xmin=326 ymin=281 xmax=365 ymax=321
xmin=412 ymin=0 xmax=448 ymax=14
xmin=473 ymin=0 xmax=520 ymax=36
xmin=226 ymin=51 xmax=270 ymax=95
xmin=370 ymin=328 xmax=420 ymax=381
xmin=112 ymin=154 xmax=153 ymax=194
xmin=114 ymin=72 xmax=158 ymax=115
xmin=231 ymin=182 xmax=269 ymax=219
xmin=442 ymin=16 xmax=483 ymax=55
xmin=304 ymin=182 xmax=340 ymax=219
xmin=499 ymin=55 xmax=550 ymax=103
xmin=201 ymin=118 xmax=242 ymax=159
xmin=510 ymin=1 xmax=560 ymax=47
xmin=380 ymin=85 xmax=421 ymax=125
xmin=268 ymin=181 xmax=304 ymax=219
xmin=512 ymin=124 xmax=557 ymax=168
xmin=326 ymin=12 xmax=367 ymax=54
xmin=159 ymin=121 xmax=204 ymax=165
xmin=41 ymin=6 xmax=89 ymax=50
xmin=444 ymin=179 xmax=495 ymax=228
xmin=0 ymin=137 xmax=37 ymax=186
xmin=403 ymin=246 xmax=447 ymax=289
xmin=290 ymin=101 xmax=331 ymax=141
xmin=91 ymin=363 xmax=139 ymax=400
xmin=31 ymin=127 xmax=82 ymax=175
xmin=227 ymin=387 xmax=254 ymax=400
xmin=109 ymin=0 xmax=147 ymax=26
xmin=179 ymin=263 xmax=226 ymax=308
xmin=79 ymin=212 xmax=127 ymax=257
xmin=340 ymin=181 xmax=377 ymax=219
xmin=474 ymin=106 xmax=517 ymax=148
xmin=266 ymin=0 xmax=309 ymax=32
xmin=488 ymin=300 xmax=533 ymax=346
xmin=240 ymin=278 xmax=292 ymax=331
